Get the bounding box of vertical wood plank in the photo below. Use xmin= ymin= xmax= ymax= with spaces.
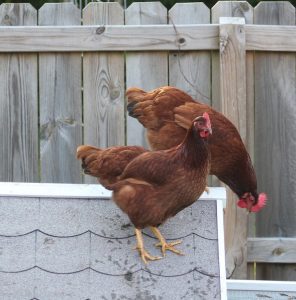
xmin=212 ymin=1 xmax=254 ymax=156
xmin=125 ymin=2 xmax=168 ymax=147
xmin=168 ymin=3 xmax=214 ymax=187
xmin=211 ymin=1 xmax=254 ymax=196
xmin=212 ymin=1 xmax=254 ymax=279
xmin=0 ymin=3 xmax=38 ymax=182
xmin=254 ymin=1 xmax=296 ymax=281
xmin=83 ymin=2 xmax=124 ymax=183
xmin=219 ymin=17 xmax=248 ymax=279
xmin=39 ymin=3 xmax=82 ymax=183
xmin=168 ymin=3 xmax=211 ymax=105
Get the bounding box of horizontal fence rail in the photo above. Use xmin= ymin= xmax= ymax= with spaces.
xmin=247 ymin=238 xmax=296 ymax=264
xmin=0 ymin=25 xmax=295 ymax=52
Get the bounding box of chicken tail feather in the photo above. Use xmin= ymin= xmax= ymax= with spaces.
xmin=76 ymin=145 xmax=102 ymax=177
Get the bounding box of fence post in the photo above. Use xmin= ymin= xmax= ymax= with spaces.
xmin=219 ymin=17 xmax=248 ymax=279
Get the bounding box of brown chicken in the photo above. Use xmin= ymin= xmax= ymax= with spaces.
xmin=77 ymin=113 xmax=212 ymax=263
xmin=126 ymin=86 xmax=266 ymax=212
xmin=77 ymin=145 xmax=147 ymax=189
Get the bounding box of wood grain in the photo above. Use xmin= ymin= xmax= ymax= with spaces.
xmin=0 ymin=3 xmax=38 ymax=182
xmin=246 ymin=25 xmax=296 ymax=51
xmin=39 ymin=3 xmax=82 ymax=183
xmin=254 ymin=1 xmax=296 ymax=281
xmin=248 ymin=238 xmax=296 ymax=263
xmin=83 ymin=2 xmax=125 ymax=183
xmin=0 ymin=24 xmax=220 ymax=52
xmin=219 ymin=17 xmax=249 ymax=280
xmin=168 ymin=3 xmax=214 ymax=186
xmin=212 ymin=2 xmax=254 ymax=280
xmin=211 ymin=1 xmax=254 ymax=112
xmin=125 ymin=2 xmax=168 ymax=147
xmin=168 ymin=3 xmax=211 ymax=104
xmin=211 ymin=2 xmax=255 ymax=193
xmin=0 ymin=24 xmax=295 ymax=52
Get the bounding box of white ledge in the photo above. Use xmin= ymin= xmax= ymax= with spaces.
xmin=227 ymin=279 xmax=296 ymax=292
xmin=0 ymin=182 xmax=226 ymax=205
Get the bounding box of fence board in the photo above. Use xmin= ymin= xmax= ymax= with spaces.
xmin=212 ymin=2 xmax=254 ymax=280
xmin=211 ymin=1 xmax=253 ymax=112
xmin=254 ymin=1 xmax=296 ymax=281
xmin=39 ymin=3 xmax=82 ymax=183
xmin=219 ymin=17 xmax=248 ymax=280
xmin=0 ymin=24 xmax=220 ymax=52
xmin=168 ymin=3 xmax=211 ymax=104
xmin=248 ymin=238 xmax=296 ymax=263
xmin=0 ymin=3 xmax=38 ymax=182
xmin=168 ymin=3 xmax=215 ymax=191
xmin=83 ymin=2 xmax=125 ymax=184
xmin=126 ymin=2 xmax=168 ymax=147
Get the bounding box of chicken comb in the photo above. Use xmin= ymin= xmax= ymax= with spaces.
xmin=251 ymin=193 xmax=267 ymax=212
xmin=202 ymin=112 xmax=211 ymax=129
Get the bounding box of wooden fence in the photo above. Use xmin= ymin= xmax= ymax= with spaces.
xmin=0 ymin=1 xmax=295 ymax=281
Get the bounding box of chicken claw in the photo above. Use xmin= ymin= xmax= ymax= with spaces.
xmin=135 ymin=229 xmax=162 ymax=264
xmin=150 ymin=227 xmax=184 ymax=257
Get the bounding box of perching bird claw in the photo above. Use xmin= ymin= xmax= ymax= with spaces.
xmin=135 ymin=228 xmax=162 ymax=264
xmin=136 ymin=247 xmax=162 ymax=264
xmin=155 ymin=240 xmax=184 ymax=257
xmin=150 ymin=227 xmax=184 ymax=257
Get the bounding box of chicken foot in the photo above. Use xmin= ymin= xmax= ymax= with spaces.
xmin=150 ymin=227 xmax=184 ymax=257
xmin=134 ymin=228 xmax=162 ymax=264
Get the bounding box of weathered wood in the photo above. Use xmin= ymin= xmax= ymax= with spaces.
xmin=0 ymin=24 xmax=220 ymax=52
xmin=248 ymin=238 xmax=296 ymax=263
xmin=168 ymin=3 xmax=214 ymax=186
xmin=219 ymin=17 xmax=249 ymax=280
xmin=211 ymin=1 xmax=255 ymax=191
xmin=0 ymin=24 xmax=295 ymax=52
xmin=211 ymin=1 xmax=254 ymax=112
xmin=254 ymin=1 xmax=296 ymax=281
xmin=246 ymin=25 xmax=296 ymax=51
xmin=0 ymin=183 xmax=227 ymax=299
xmin=39 ymin=3 xmax=82 ymax=183
xmin=0 ymin=3 xmax=38 ymax=182
xmin=168 ymin=3 xmax=211 ymax=104
xmin=212 ymin=1 xmax=256 ymax=280
xmin=125 ymin=2 xmax=168 ymax=147
xmin=83 ymin=3 xmax=125 ymax=183
xmin=227 ymin=279 xmax=296 ymax=299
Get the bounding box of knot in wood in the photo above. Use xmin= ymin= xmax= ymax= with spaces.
xmin=272 ymin=247 xmax=284 ymax=256
xmin=110 ymin=88 xmax=120 ymax=100
xmin=3 ymin=15 xmax=11 ymax=25
xmin=220 ymin=35 xmax=228 ymax=53
xmin=176 ymin=36 xmax=186 ymax=47
xmin=96 ymin=26 xmax=105 ymax=35
xmin=240 ymin=2 xmax=249 ymax=11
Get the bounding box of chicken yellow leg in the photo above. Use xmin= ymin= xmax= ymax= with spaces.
xmin=150 ymin=227 xmax=184 ymax=257
xmin=134 ymin=228 xmax=162 ymax=264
